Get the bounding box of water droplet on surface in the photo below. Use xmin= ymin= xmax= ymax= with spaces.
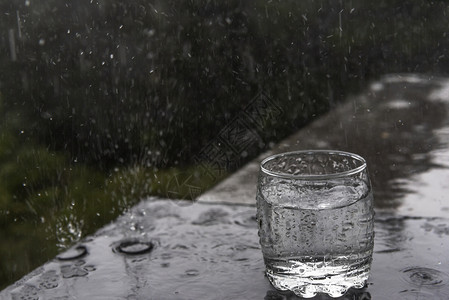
xmin=57 ymin=245 xmax=88 ymax=261
xmin=11 ymin=284 xmax=40 ymax=300
xmin=342 ymin=222 xmax=354 ymax=231
xmin=184 ymin=269 xmax=199 ymax=276
xmin=402 ymin=267 xmax=449 ymax=287
xmin=84 ymin=265 xmax=96 ymax=272
xmin=172 ymin=244 xmax=188 ymax=250
xmin=60 ymin=262 xmax=89 ymax=278
xmin=158 ymin=253 xmax=172 ymax=261
xmin=38 ymin=270 xmax=59 ymax=289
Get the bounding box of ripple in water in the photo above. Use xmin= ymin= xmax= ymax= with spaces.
xmin=184 ymin=269 xmax=200 ymax=277
xmin=114 ymin=239 xmax=154 ymax=255
xmin=58 ymin=259 xmax=95 ymax=279
xmin=192 ymin=208 xmax=229 ymax=226
xmin=397 ymin=290 xmax=441 ymax=299
xmin=233 ymin=211 xmax=258 ymax=228
xmin=402 ymin=267 xmax=449 ymax=287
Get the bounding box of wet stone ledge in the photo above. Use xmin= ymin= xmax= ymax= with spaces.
xmin=2 ymin=74 xmax=449 ymax=299
xmin=1 ymin=199 xmax=448 ymax=300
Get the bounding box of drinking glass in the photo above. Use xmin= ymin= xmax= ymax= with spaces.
xmin=256 ymin=150 xmax=374 ymax=298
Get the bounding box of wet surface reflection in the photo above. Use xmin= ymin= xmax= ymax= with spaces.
xmin=199 ymin=75 xmax=449 ymax=219
xmin=2 ymin=199 xmax=448 ymax=299
xmin=268 ymin=75 xmax=449 ymax=215
xmin=4 ymin=75 xmax=449 ymax=298
xmin=264 ymin=288 xmax=371 ymax=300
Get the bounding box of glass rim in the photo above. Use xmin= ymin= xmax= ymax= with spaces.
xmin=260 ymin=149 xmax=367 ymax=180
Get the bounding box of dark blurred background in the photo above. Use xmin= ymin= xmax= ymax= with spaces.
xmin=1 ymin=0 xmax=449 ymax=289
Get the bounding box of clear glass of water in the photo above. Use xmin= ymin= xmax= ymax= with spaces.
xmin=257 ymin=150 xmax=374 ymax=298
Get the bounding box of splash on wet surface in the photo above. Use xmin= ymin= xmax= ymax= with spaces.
xmin=402 ymin=267 xmax=449 ymax=287
xmin=37 ymin=271 xmax=59 ymax=290
xmin=11 ymin=284 xmax=39 ymax=300
xmin=60 ymin=263 xmax=88 ymax=279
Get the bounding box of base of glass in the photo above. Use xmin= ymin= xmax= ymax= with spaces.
xmin=265 ymin=255 xmax=371 ymax=298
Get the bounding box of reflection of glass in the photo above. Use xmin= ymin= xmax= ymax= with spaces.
xmin=257 ymin=150 xmax=374 ymax=298
xmin=265 ymin=288 xmax=371 ymax=300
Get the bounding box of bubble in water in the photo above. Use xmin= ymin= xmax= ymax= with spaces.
xmin=184 ymin=269 xmax=200 ymax=277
